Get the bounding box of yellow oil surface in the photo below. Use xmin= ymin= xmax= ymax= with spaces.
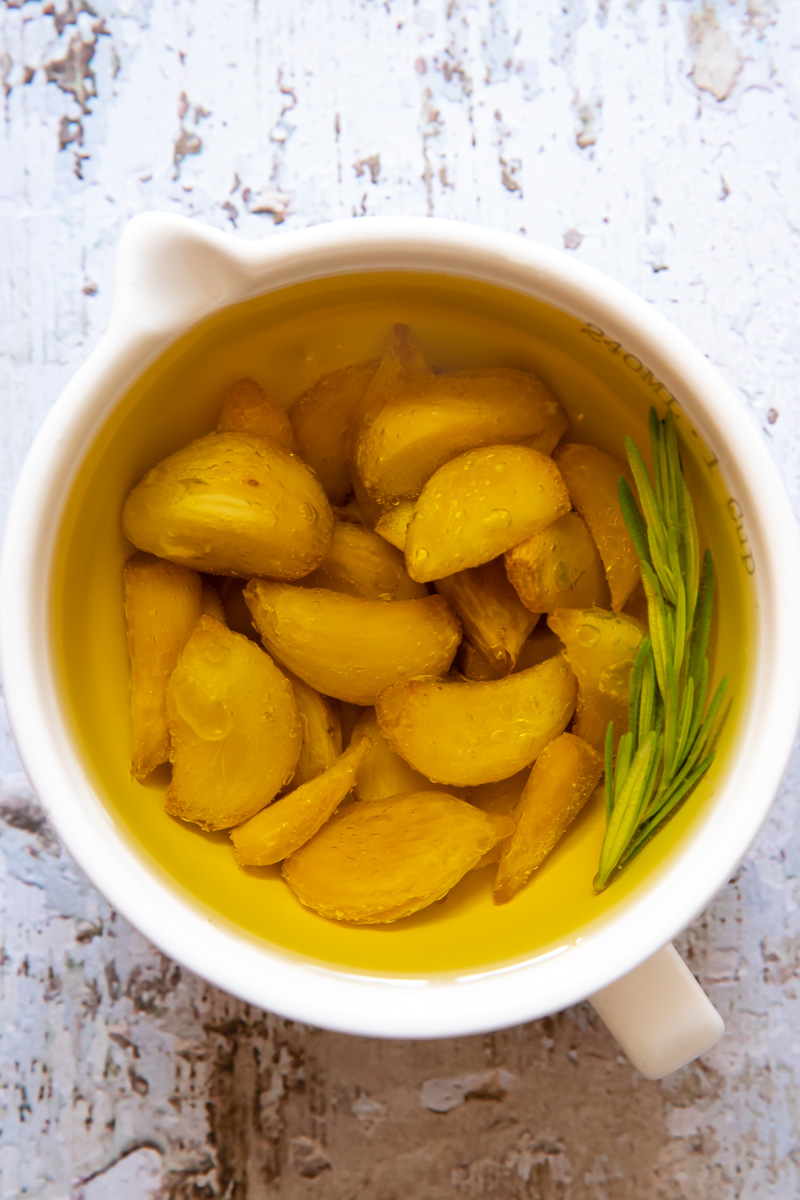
xmin=52 ymin=271 xmax=753 ymax=977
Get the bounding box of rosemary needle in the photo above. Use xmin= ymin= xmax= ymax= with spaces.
xmin=594 ymin=409 xmax=728 ymax=892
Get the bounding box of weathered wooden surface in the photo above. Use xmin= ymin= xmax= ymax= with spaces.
xmin=1 ymin=1 xmax=799 ymax=1196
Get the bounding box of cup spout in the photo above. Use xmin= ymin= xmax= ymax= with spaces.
xmin=108 ymin=211 xmax=251 ymax=341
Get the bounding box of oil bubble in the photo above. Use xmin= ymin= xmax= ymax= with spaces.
xmin=172 ymin=676 xmax=234 ymax=741
xmin=554 ymin=561 xmax=573 ymax=590
xmin=204 ymin=640 xmax=229 ymax=664
xmin=599 ymin=666 xmax=630 ymax=695
xmin=160 ymin=536 xmax=194 ymax=559
xmin=485 ymin=509 xmax=512 ymax=531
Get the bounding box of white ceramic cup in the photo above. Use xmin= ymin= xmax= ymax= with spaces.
xmin=3 ymin=214 xmax=799 ymax=1079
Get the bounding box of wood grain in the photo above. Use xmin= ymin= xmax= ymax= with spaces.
xmin=2 ymin=1 xmax=799 ymax=1196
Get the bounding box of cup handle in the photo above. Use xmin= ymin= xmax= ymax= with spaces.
xmin=588 ymin=943 xmax=723 ymax=1079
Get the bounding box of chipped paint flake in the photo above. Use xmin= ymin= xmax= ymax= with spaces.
xmin=420 ymin=1069 xmax=517 ymax=1113
xmin=575 ymin=93 xmax=602 ymax=149
xmin=44 ymin=33 xmax=97 ymax=112
xmin=690 ymin=11 xmax=743 ymax=102
xmin=74 ymin=1145 xmax=164 ymax=1200
xmin=173 ymin=126 xmax=202 ymax=176
xmin=354 ymin=153 xmax=381 ymax=184
xmin=352 ymin=1090 xmax=388 ymax=1134
xmin=290 ymin=1136 xmax=331 ymax=1179
xmin=245 ymin=187 xmax=291 ymax=223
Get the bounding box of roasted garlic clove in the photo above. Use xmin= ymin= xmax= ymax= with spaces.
xmin=493 ymin=732 xmax=603 ymax=903
xmin=374 ymin=498 xmax=416 ymax=551
xmin=124 ymin=552 xmax=203 ymax=780
xmin=344 ymin=324 xmax=432 ymax=468
xmin=351 ymin=708 xmax=433 ymax=801
xmin=436 ymin=558 xmax=540 ymax=674
xmin=217 ymin=377 xmax=296 ymax=450
xmin=300 ymin=519 xmax=427 ymax=600
xmin=289 ymin=360 xmax=377 ymax=504
xmin=513 ymin=623 xmax=565 ymax=672
xmin=282 ymin=792 xmax=514 ymax=923
xmin=457 ymin=639 xmax=504 ymax=681
xmin=354 ymin=367 xmax=568 ymax=504
xmin=468 ymin=768 xmax=528 ymax=867
xmin=547 ymin=607 xmax=645 ymax=751
xmin=123 ymin=431 xmax=334 ymax=579
xmin=505 ymin=511 xmax=610 ymax=613
xmin=376 ymin=654 xmax=577 ymax=787
xmin=231 ymin=734 xmax=370 ymax=866
xmin=283 ymin=669 xmax=343 ymax=791
xmin=244 ymin=580 xmax=461 ymax=705
xmin=166 ymin=615 xmax=301 ymax=830
xmin=405 ymin=445 xmax=570 ymax=582
xmin=552 ymin=443 xmax=640 ymax=611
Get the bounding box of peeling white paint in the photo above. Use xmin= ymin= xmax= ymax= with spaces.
xmin=690 ymin=10 xmax=743 ymax=102
xmin=74 ymin=1146 xmax=164 ymax=1200
xmin=420 ymin=1069 xmax=517 ymax=1113
xmin=2 ymin=0 xmax=800 ymax=1196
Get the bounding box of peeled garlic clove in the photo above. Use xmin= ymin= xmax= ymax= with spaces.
xmin=244 ymin=580 xmax=461 ymax=706
xmin=166 ymin=616 xmax=301 ymax=830
xmin=505 ymin=511 xmax=610 ymax=613
xmin=354 ymin=367 xmax=567 ymax=504
xmin=300 ymin=519 xmax=427 ymax=600
xmin=405 ymin=445 xmax=570 ymax=583
xmin=289 ymin=360 xmax=377 ymax=504
xmin=282 ymin=792 xmax=514 ymax=924
xmin=124 ymin=551 xmax=203 ymax=780
xmin=217 ymin=377 xmax=296 ymax=451
xmin=231 ymin=734 xmax=370 ymax=866
xmin=123 ymin=431 xmax=334 ymax=580
xmin=552 ymin=442 xmax=640 ymax=611
xmin=436 ymin=558 xmax=539 ymax=674
xmin=493 ymin=732 xmax=603 ymax=903
xmin=376 ymin=654 xmax=577 ymax=787
xmin=547 ymin=607 xmax=645 ymax=751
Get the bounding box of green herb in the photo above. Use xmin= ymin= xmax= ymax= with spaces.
xmin=594 ymin=409 xmax=728 ymax=891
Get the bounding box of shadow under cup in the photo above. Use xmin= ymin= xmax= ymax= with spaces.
xmin=52 ymin=270 xmax=754 ymax=980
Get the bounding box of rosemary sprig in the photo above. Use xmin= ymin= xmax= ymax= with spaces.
xmin=594 ymin=409 xmax=728 ymax=891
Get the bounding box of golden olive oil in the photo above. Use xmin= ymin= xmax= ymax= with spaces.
xmin=52 ymin=272 xmax=753 ymax=977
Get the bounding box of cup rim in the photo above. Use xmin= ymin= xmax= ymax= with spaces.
xmin=2 ymin=213 xmax=799 ymax=1038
